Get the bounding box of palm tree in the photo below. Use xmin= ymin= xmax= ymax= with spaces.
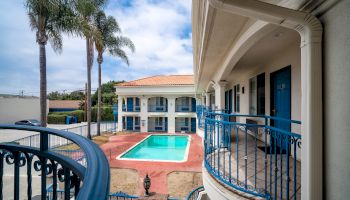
xmin=74 ymin=0 xmax=106 ymax=139
xmin=26 ymin=0 xmax=79 ymax=127
xmin=93 ymin=11 xmax=135 ymax=136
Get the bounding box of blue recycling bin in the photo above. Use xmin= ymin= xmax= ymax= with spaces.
xmin=65 ymin=116 xmax=72 ymax=124
xmin=72 ymin=116 xmax=78 ymax=124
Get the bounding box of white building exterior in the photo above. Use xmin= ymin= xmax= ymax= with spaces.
xmin=0 ymin=95 xmax=43 ymax=124
xmin=192 ymin=0 xmax=350 ymax=200
xmin=115 ymin=75 xmax=197 ymax=133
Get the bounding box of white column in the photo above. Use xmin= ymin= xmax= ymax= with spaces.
xmin=168 ymin=96 xmax=176 ymax=133
xmin=205 ymin=92 xmax=210 ymax=107
xmin=300 ymin=35 xmax=323 ymax=200
xmin=140 ymin=96 xmax=148 ymax=132
xmin=117 ymin=96 xmax=123 ymax=132
xmin=214 ymin=81 xmax=228 ymax=111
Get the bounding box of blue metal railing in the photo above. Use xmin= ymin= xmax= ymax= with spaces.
xmin=122 ymin=105 xmax=140 ymax=112
xmin=175 ymin=105 xmax=196 ymax=112
xmin=186 ymin=186 xmax=204 ymax=200
xmin=0 ymin=125 xmax=110 ymax=200
xmin=202 ymin=108 xmax=302 ymax=200
xmin=148 ymin=105 xmax=168 ymax=112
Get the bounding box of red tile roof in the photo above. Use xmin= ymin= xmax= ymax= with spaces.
xmin=49 ymin=100 xmax=81 ymax=109
xmin=117 ymin=75 xmax=194 ymax=87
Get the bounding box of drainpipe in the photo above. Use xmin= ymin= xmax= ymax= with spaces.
xmin=207 ymin=0 xmax=323 ymax=200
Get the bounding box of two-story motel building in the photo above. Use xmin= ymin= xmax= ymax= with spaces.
xmin=115 ymin=75 xmax=197 ymax=134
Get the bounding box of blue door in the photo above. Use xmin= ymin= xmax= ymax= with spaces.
xmin=271 ymin=66 xmax=291 ymax=153
xmin=127 ymin=98 xmax=133 ymax=112
xmin=191 ymin=118 xmax=196 ymax=133
xmin=126 ymin=117 xmax=133 ymax=131
xmin=191 ymin=98 xmax=196 ymax=112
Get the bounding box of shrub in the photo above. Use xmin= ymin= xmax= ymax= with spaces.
xmin=48 ymin=110 xmax=84 ymax=123
xmin=48 ymin=115 xmax=66 ymax=124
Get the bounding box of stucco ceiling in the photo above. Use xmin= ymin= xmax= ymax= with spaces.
xmin=234 ymin=26 xmax=300 ymax=68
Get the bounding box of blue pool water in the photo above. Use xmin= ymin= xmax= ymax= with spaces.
xmin=120 ymin=135 xmax=189 ymax=161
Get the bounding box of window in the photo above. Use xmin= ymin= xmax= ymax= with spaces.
xmin=155 ymin=117 xmax=163 ymax=126
xmin=184 ymin=118 xmax=189 ymax=126
xmin=249 ymin=73 xmax=265 ymax=115
xmin=234 ymin=84 xmax=240 ymax=112
xmin=135 ymin=117 xmax=140 ymax=126
xmin=156 ymin=97 xmax=164 ymax=106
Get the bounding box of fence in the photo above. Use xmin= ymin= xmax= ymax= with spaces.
xmin=204 ymin=111 xmax=302 ymax=200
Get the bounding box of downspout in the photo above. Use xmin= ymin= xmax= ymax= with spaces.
xmin=207 ymin=0 xmax=323 ymax=200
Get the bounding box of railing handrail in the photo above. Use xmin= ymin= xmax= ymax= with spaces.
xmin=206 ymin=111 xmax=301 ymax=125
xmin=186 ymin=186 xmax=204 ymax=200
xmin=201 ymin=104 xmax=302 ymax=200
xmin=0 ymin=124 xmax=110 ymax=199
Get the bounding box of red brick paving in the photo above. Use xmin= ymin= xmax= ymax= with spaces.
xmin=100 ymin=133 xmax=204 ymax=195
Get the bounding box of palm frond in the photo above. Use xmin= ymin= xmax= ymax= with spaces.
xmin=109 ymin=48 xmax=130 ymax=66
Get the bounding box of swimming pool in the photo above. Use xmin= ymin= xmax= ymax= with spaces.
xmin=118 ymin=135 xmax=190 ymax=162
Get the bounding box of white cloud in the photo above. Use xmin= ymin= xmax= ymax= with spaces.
xmin=0 ymin=0 xmax=193 ymax=95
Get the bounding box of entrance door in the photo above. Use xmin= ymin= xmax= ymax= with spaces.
xmin=126 ymin=116 xmax=134 ymax=131
xmin=271 ymin=66 xmax=291 ymax=153
xmin=191 ymin=118 xmax=196 ymax=133
xmin=127 ymin=98 xmax=134 ymax=112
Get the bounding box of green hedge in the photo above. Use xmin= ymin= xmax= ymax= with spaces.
xmin=47 ymin=114 xmax=66 ymax=124
xmin=48 ymin=110 xmax=84 ymax=123
xmin=48 ymin=108 xmax=113 ymax=124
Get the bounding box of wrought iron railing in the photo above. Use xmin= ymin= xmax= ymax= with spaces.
xmin=186 ymin=186 xmax=204 ymax=200
xmin=148 ymin=105 xmax=168 ymax=112
xmin=203 ymin=110 xmax=301 ymax=200
xmin=175 ymin=105 xmax=196 ymax=112
xmin=0 ymin=125 xmax=110 ymax=200
xmin=122 ymin=105 xmax=140 ymax=112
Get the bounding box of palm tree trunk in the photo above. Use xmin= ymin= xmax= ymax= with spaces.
xmin=39 ymin=44 xmax=47 ymax=127
xmin=86 ymin=38 xmax=92 ymax=139
xmin=97 ymin=59 xmax=102 ymax=136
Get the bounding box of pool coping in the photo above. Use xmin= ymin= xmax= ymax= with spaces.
xmin=116 ymin=134 xmax=192 ymax=163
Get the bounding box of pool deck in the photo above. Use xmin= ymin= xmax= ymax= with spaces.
xmin=100 ymin=133 xmax=204 ymax=195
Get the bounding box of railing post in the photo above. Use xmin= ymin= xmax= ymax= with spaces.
xmin=40 ymin=132 xmax=48 ymax=199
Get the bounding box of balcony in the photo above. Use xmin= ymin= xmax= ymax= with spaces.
xmin=122 ymin=97 xmax=140 ymax=112
xmin=148 ymin=97 xmax=168 ymax=112
xmin=122 ymin=105 xmax=140 ymax=112
xmin=0 ymin=125 xmax=109 ymax=199
xmin=148 ymin=117 xmax=168 ymax=132
xmin=175 ymin=97 xmax=196 ymax=112
xmin=201 ymin=108 xmax=302 ymax=200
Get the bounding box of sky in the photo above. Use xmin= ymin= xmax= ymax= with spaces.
xmin=0 ymin=0 xmax=193 ymax=96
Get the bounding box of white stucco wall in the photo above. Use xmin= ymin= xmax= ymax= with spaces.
xmin=320 ymin=1 xmax=350 ymax=199
xmin=219 ymin=40 xmax=302 ymax=159
xmin=0 ymin=97 xmax=43 ymax=124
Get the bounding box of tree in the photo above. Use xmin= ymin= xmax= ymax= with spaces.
xmin=93 ymin=11 xmax=135 ymax=135
xmin=26 ymin=0 xmax=79 ymax=126
xmin=74 ymin=0 xmax=107 ymax=139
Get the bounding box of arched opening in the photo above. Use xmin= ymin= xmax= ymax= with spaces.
xmin=148 ymin=97 xmax=168 ymax=112
xmin=175 ymin=97 xmax=196 ymax=112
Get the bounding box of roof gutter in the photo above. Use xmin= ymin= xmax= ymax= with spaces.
xmin=207 ymin=0 xmax=323 ymax=200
